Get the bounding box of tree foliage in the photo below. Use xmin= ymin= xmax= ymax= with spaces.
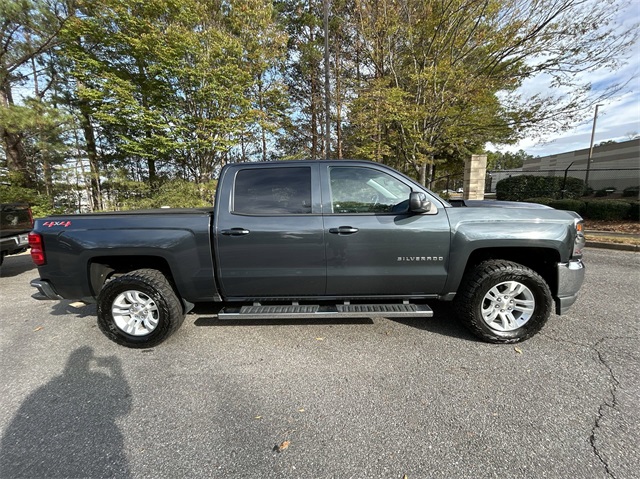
xmin=0 ymin=0 xmax=636 ymax=211
xmin=486 ymin=150 xmax=533 ymax=170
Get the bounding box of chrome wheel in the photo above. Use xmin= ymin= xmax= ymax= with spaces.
xmin=481 ymin=281 xmax=535 ymax=332
xmin=112 ymin=290 xmax=159 ymax=336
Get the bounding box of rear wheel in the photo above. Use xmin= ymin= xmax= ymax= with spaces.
xmin=454 ymin=260 xmax=553 ymax=343
xmin=97 ymin=269 xmax=184 ymax=348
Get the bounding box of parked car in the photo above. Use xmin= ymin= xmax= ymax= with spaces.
xmin=1 ymin=203 xmax=33 ymax=266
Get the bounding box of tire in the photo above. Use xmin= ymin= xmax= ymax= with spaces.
xmin=454 ymin=260 xmax=553 ymax=343
xmin=97 ymin=269 xmax=185 ymax=348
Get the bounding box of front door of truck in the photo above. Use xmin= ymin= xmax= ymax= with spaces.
xmin=215 ymin=164 xmax=326 ymax=298
xmin=320 ymin=164 xmax=450 ymax=297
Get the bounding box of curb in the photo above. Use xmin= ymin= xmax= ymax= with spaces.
xmin=585 ymin=241 xmax=639 ymax=252
xmin=586 ymin=229 xmax=640 ymax=238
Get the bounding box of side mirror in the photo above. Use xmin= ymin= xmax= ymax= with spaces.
xmin=409 ymin=191 xmax=432 ymax=213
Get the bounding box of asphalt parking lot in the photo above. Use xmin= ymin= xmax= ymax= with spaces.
xmin=0 ymin=249 xmax=638 ymax=479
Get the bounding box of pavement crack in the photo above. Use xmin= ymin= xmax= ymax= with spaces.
xmin=538 ymin=331 xmax=590 ymax=348
xmin=589 ymin=338 xmax=622 ymax=479
xmin=541 ymin=333 xmax=632 ymax=479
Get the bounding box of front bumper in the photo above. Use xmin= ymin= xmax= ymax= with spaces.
xmin=30 ymin=279 xmax=63 ymax=300
xmin=555 ymin=260 xmax=585 ymax=315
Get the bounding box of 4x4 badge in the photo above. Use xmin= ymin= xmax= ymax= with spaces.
xmin=43 ymin=221 xmax=72 ymax=228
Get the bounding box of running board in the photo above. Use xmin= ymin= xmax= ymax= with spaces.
xmin=217 ymin=303 xmax=433 ymax=320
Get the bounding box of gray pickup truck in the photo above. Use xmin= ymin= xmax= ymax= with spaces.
xmin=29 ymin=160 xmax=585 ymax=347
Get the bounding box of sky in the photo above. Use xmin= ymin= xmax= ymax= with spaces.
xmin=9 ymin=0 xmax=638 ymax=163
xmin=490 ymin=1 xmax=640 ymax=158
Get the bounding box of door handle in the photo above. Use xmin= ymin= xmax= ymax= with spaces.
xmin=221 ymin=228 xmax=250 ymax=236
xmin=329 ymin=226 xmax=359 ymax=235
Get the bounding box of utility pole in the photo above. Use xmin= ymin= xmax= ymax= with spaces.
xmin=323 ymin=0 xmax=331 ymax=160
xmin=585 ymin=104 xmax=602 ymax=189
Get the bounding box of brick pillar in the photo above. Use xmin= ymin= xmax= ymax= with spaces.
xmin=463 ymin=154 xmax=487 ymax=200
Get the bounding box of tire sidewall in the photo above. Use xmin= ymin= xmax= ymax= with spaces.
xmin=97 ymin=275 xmax=173 ymax=347
xmin=471 ymin=269 xmax=552 ymax=341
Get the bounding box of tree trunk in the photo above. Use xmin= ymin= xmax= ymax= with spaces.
xmin=79 ymin=105 xmax=102 ymax=211
xmin=418 ymin=163 xmax=427 ymax=186
xmin=334 ymin=46 xmax=343 ymax=159
xmin=258 ymin=80 xmax=267 ymax=162
xmin=0 ymin=84 xmax=32 ymax=187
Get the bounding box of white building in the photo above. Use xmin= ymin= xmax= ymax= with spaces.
xmin=488 ymin=138 xmax=640 ymax=193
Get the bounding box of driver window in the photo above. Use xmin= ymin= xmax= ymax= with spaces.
xmin=329 ymin=167 xmax=411 ymax=214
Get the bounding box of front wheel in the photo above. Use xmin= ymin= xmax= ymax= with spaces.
xmin=454 ymin=260 xmax=553 ymax=343
xmin=97 ymin=269 xmax=185 ymax=348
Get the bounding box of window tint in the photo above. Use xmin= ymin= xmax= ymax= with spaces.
xmin=329 ymin=167 xmax=411 ymax=214
xmin=233 ymin=167 xmax=312 ymax=215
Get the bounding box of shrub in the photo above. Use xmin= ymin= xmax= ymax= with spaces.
xmin=594 ymin=186 xmax=617 ymax=197
xmin=627 ymin=201 xmax=640 ymax=221
xmin=548 ymin=199 xmax=586 ymax=215
xmin=119 ymin=179 xmax=217 ymax=210
xmin=623 ymin=186 xmax=640 ymax=198
xmin=496 ymin=175 xmax=584 ymax=201
xmin=563 ymin=177 xmax=586 ymax=199
xmin=584 ymin=200 xmax=631 ymax=220
xmin=523 ymin=197 xmax=554 ymax=206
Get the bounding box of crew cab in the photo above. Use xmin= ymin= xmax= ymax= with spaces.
xmin=29 ymin=160 xmax=585 ymax=347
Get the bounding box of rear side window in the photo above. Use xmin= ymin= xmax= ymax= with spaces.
xmin=233 ymin=167 xmax=312 ymax=215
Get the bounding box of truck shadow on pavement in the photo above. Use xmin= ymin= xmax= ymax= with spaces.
xmin=0 ymin=347 xmax=132 ymax=478
xmin=0 ymin=253 xmax=35 ymax=278
xmin=49 ymin=300 xmax=97 ymax=318
xmin=390 ymin=303 xmax=475 ymax=342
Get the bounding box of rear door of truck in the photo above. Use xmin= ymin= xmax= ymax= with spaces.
xmin=214 ymin=162 xmax=325 ymax=298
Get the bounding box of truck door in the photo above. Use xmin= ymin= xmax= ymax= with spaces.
xmin=320 ymin=164 xmax=450 ymax=297
xmin=214 ymin=164 xmax=326 ymax=298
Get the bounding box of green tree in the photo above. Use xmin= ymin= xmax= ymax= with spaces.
xmin=486 ymin=150 xmax=532 ymax=170
xmin=277 ymin=0 xmax=326 ymax=160
xmin=0 ymin=0 xmax=75 ymax=188
xmin=61 ymin=0 xmax=287 ymax=190
xmin=341 ymin=0 xmax=636 ymax=184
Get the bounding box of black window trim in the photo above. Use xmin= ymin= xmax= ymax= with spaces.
xmin=327 ymin=165 xmax=413 ymax=216
xmin=231 ymin=166 xmax=314 ymax=216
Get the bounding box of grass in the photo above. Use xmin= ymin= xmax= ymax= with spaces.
xmin=586 ymin=234 xmax=640 ymax=247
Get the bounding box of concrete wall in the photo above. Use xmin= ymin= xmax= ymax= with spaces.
xmin=522 ymin=138 xmax=640 ymax=191
xmin=464 ymin=154 xmax=487 ymax=200
xmin=487 ymin=138 xmax=640 ymax=192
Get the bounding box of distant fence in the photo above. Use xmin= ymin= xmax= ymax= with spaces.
xmin=487 ymin=167 xmax=640 ymax=198
xmin=431 ymin=173 xmax=464 ymax=194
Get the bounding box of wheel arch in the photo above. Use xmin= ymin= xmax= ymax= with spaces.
xmin=459 ymin=247 xmax=560 ymax=297
xmin=89 ymin=256 xmax=177 ymax=298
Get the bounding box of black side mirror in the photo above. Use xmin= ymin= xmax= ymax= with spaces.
xmin=409 ymin=191 xmax=432 ymax=213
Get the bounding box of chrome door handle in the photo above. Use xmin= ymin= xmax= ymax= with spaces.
xmin=221 ymin=228 xmax=250 ymax=236
xmin=329 ymin=226 xmax=359 ymax=235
